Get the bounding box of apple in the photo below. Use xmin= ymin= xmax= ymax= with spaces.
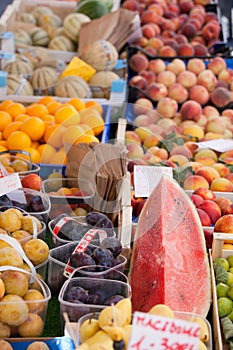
xmin=21 ymin=174 xmax=42 ymax=191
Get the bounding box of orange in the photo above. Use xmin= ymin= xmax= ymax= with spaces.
xmin=20 ymin=117 xmax=45 ymax=141
xmin=5 ymin=102 xmax=26 ymax=119
xmin=31 ymin=141 xmax=39 ymax=149
xmin=0 ymin=141 xmax=7 ymax=148
xmin=37 ymin=144 xmax=56 ymax=164
xmin=40 ymin=114 xmax=55 ymax=123
xmin=68 ymin=98 xmax=86 ymax=111
xmin=7 ymin=131 xmax=31 ymax=150
xmin=75 ymin=134 xmax=100 ymax=145
xmin=15 ymin=114 xmax=30 ymax=122
xmin=54 ymin=104 xmax=78 ymax=124
xmin=62 ymin=125 xmax=85 ymax=146
xmin=82 ymin=114 xmax=105 ymax=136
xmin=37 ymin=96 xmax=55 ymax=106
xmin=52 ymin=150 xmax=67 ymax=165
xmin=25 ymin=103 xmax=48 ymax=117
xmin=0 ymin=99 xmax=13 ymax=111
xmin=43 ymin=123 xmax=66 ymax=149
xmin=46 ymin=101 xmax=62 ymax=115
xmin=0 ymin=111 xmax=12 ymax=131
xmin=0 ymin=145 xmax=7 ymax=153
xmin=3 ymin=121 xmax=23 ymax=139
xmin=80 ymin=124 xmax=95 ymax=136
xmin=85 ymin=100 xmax=103 ymax=115
xmin=0 ymin=131 xmax=2 ymax=141
xmin=18 ymin=147 xmax=41 ymax=163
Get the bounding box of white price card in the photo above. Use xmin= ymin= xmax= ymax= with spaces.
xmin=0 ymin=173 xmax=22 ymax=196
xmin=128 ymin=311 xmax=200 ymax=350
xmin=134 ymin=166 xmax=173 ymax=198
xmin=196 ymin=138 xmax=233 ymax=152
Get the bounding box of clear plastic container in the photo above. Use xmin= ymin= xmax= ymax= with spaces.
xmin=58 ymin=276 xmax=131 ymax=327
xmin=48 ymin=215 xmax=116 ymax=248
xmin=71 ymin=265 xmax=128 ymax=283
xmin=47 ymin=241 xmax=127 ymax=294
xmin=0 ymin=150 xmax=40 ymax=176
xmin=0 ymin=265 xmax=51 ymax=338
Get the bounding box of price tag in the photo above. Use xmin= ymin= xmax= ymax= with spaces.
xmin=0 ymin=173 xmax=22 ymax=196
xmin=128 ymin=312 xmax=200 ymax=350
xmin=134 ymin=166 xmax=173 ymax=198
xmin=196 ymin=138 xmax=233 ymax=152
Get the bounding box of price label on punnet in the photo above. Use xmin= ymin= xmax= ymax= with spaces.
xmin=0 ymin=163 xmax=21 ymax=196
xmin=128 ymin=312 xmax=200 ymax=350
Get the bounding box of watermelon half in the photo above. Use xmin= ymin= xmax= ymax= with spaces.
xmin=128 ymin=174 xmax=211 ymax=317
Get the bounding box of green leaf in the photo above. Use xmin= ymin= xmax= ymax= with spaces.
xmin=158 ymin=131 xmax=185 ymax=153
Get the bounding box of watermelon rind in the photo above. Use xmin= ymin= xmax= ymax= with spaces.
xmin=76 ymin=0 xmax=109 ymax=19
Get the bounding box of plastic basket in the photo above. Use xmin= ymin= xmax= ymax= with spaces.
xmin=0 ymin=150 xmax=40 ymax=176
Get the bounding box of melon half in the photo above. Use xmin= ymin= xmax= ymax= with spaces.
xmin=129 ymin=174 xmax=211 ymax=317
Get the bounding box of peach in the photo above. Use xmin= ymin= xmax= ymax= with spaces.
xmin=129 ymin=75 xmax=148 ymax=90
xmin=187 ymin=58 xmax=206 ymax=75
xmin=210 ymin=87 xmax=232 ymax=108
xmin=184 ymin=141 xmax=199 ymax=155
xmin=177 ymin=43 xmax=195 ymax=57
xmin=141 ymin=24 xmax=156 ymax=39
xmin=202 ymin=105 xmax=220 ymax=118
xmin=222 ymin=109 xmax=233 ymax=119
xmin=189 ymin=17 xmax=202 ymax=30
xmin=156 ymin=97 xmax=178 ymax=118
xmin=218 ymin=68 xmax=233 ymax=86
xmin=180 ymin=100 xmax=202 ymax=121
xmin=169 ymin=144 xmax=193 ymax=158
xmin=194 ymin=149 xmax=218 ymax=162
xmin=166 ymin=58 xmax=186 ymax=75
xmin=214 ymin=197 xmax=232 ymax=214
xmin=201 ymin=20 xmax=221 ymax=41
xmin=148 ymin=3 xmax=165 ymax=16
xmin=158 ymin=45 xmax=177 ymax=57
xmin=148 ymin=59 xmax=166 ymax=74
xmin=147 ymin=146 xmax=168 ymax=160
xmin=146 ymin=109 xmax=161 ymax=123
xmin=129 ymin=53 xmax=149 ymax=73
xmin=146 ymin=37 xmax=164 ymax=51
xmin=134 ymin=114 xmax=153 ymax=127
xmin=143 ymin=46 xmax=158 ymax=56
xmin=195 ymin=166 xmax=220 ymax=184
xmin=194 ymin=157 xmax=216 ymax=166
xmin=156 ymin=70 xmax=176 ymax=88
xmin=196 ymin=114 xmax=208 ymax=128
xmin=146 ymin=83 xmax=168 ymax=101
xmin=157 ymin=118 xmax=176 ymax=131
xmin=193 ymin=187 xmax=216 ymax=200
xmin=197 ymin=69 xmax=217 ymax=92
xmin=139 ymin=70 xmax=156 ymax=85
xmin=182 ymin=124 xmax=204 ymax=140
xmin=214 ymin=214 xmax=233 ymax=243
xmin=126 ymin=143 xmax=144 ymax=159
xmin=205 ymin=12 xmax=218 ymax=23
xmin=133 ymin=98 xmax=153 ymax=115
xmin=197 ymin=199 xmax=221 ymax=225
xmin=190 ymin=193 xmax=204 ymax=207
xmin=143 ymin=134 xmax=161 ymax=149
xmin=219 ymin=150 xmax=233 ymax=160
xmin=122 ymin=0 xmax=141 ymax=11
xmin=208 ymin=57 xmax=227 ymax=75
xmin=197 ymin=208 xmax=212 ymax=226
xmin=142 ymin=152 xmax=161 ymax=164
xmin=183 ymin=174 xmax=209 ymax=190
xmin=179 ymin=0 xmax=194 ymax=13
xmin=205 ymin=116 xmax=226 ymax=134
xmin=135 ymin=127 xmax=152 ymax=143
xmin=168 ymin=83 xmax=188 ymax=103
xmin=223 ymin=204 xmax=233 ymax=215
xmin=132 ymin=36 xmax=148 ymax=48
xmin=186 ymin=161 xmax=203 ymax=172
xmin=168 ymin=154 xmax=189 ymax=166
xmin=193 ymin=43 xmax=209 ymax=57
xmin=125 ymin=131 xmax=141 ymax=145
xmin=177 ymin=70 xmax=197 ymax=89
xmin=225 ymin=173 xmax=233 ymax=184
xmin=189 ymin=85 xmax=210 ymax=105
xmin=163 ymin=39 xmax=178 ymax=52
xmin=141 ymin=9 xmax=159 ymax=24
xmin=148 ymin=123 xmax=164 ymax=134
xmin=216 ymin=80 xmax=229 ymax=89
xmin=210 ymin=177 xmax=233 ymax=192
xmin=181 ymin=22 xmax=197 ymax=38
xmin=212 ymin=163 xmax=230 ymax=177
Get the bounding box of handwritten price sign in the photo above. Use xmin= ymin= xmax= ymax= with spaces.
xmin=0 ymin=173 xmax=22 ymax=196
xmin=128 ymin=312 xmax=200 ymax=350
xmin=134 ymin=166 xmax=173 ymax=198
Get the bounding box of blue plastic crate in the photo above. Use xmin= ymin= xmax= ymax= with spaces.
xmin=39 ymin=104 xmax=111 ymax=179
xmin=9 ymin=337 xmax=75 ymax=350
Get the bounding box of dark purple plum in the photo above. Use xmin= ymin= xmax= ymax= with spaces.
xmin=69 ymin=252 xmax=96 ymax=271
xmin=100 ymin=237 xmax=122 ymax=257
xmin=91 ymin=248 xmax=114 ymax=271
xmin=104 ymin=294 xmax=124 ymax=306
xmin=65 ymin=286 xmax=89 ymax=303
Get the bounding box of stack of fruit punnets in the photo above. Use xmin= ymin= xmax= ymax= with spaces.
xmin=0 ymin=98 xmax=106 ymax=166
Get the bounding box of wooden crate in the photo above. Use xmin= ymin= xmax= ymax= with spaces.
xmin=210 ymin=232 xmax=233 ymax=350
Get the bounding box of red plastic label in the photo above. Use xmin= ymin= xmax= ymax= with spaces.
xmin=53 ymin=217 xmax=74 ymax=236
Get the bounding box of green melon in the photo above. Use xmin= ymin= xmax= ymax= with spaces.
xmin=76 ymin=0 xmax=109 ymax=19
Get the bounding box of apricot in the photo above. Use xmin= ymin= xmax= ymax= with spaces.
xmin=1 ymin=270 xmax=28 ymax=297
xmin=23 ymin=239 xmax=49 ymax=266
xmin=0 ymin=209 xmax=21 ymax=233
xmin=0 ymin=340 xmax=13 ymax=350
xmin=18 ymin=313 xmax=44 ymax=337
xmin=0 ymin=247 xmax=23 ymax=268
xmin=26 ymin=342 xmax=49 ymax=350
xmin=0 ymin=278 xmax=5 ymax=299
xmin=20 ymin=216 xmax=42 ymax=234
xmin=23 ymin=289 xmax=45 ymax=314
xmin=0 ymin=321 xmax=10 ymax=338
xmin=0 ymin=294 xmax=29 ymax=326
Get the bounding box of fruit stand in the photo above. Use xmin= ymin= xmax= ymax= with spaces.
xmin=0 ymin=0 xmax=233 ymax=349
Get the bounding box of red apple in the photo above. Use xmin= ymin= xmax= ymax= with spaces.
xmin=21 ymin=174 xmax=42 ymax=191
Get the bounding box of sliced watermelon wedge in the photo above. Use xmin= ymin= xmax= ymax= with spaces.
xmin=129 ymin=174 xmax=211 ymax=317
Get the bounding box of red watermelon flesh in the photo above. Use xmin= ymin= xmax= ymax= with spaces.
xmin=128 ymin=174 xmax=211 ymax=317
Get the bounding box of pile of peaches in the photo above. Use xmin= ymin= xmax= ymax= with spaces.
xmin=122 ymin=0 xmax=222 ymax=57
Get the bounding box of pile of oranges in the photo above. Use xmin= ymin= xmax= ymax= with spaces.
xmin=0 ymin=97 xmax=105 ymax=165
